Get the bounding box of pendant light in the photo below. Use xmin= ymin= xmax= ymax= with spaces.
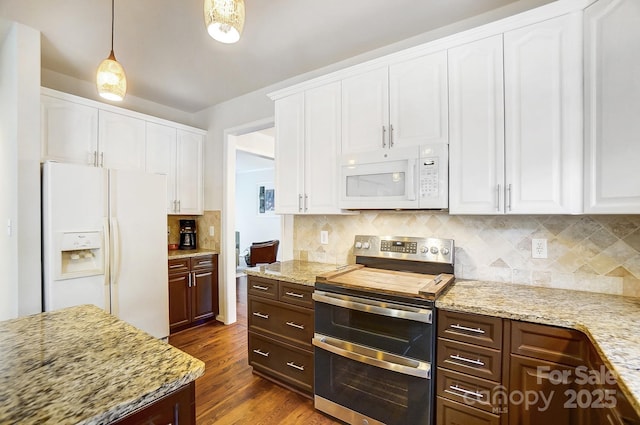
xmin=96 ymin=0 xmax=127 ymax=101
xmin=204 ymin=0 xmax=245 ymax=44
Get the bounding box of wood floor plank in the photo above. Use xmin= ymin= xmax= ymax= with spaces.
xmin=169 ymin=276 xmax=339 ymax=425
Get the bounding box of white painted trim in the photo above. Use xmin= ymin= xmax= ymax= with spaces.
xmin=219 ymin=117 xmax=276 ymax=325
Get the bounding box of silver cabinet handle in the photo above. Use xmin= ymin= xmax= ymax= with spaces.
xmin=92 ymin=151 xmax=98 ymax=167
xmin=313 ymin=333 xmax=430 ymax=379
xmin=192 ymin=272 xmax=197 ymax=287
xmin=450 ymin=354 xmax=485 ymax=367
xmin=252 ymin=312 xmax=269 ymax=319
xmin=507 ymin=184 xmax=512 ymax=211
xmin=450 ymin=323 xmax=486 ymax=334
xmin=177 ymin=200 xmax=181 ymax=212
xmin=99 ymin=152 xmax=104 ymax=167
xmin=444 ymin=384 xmax=485 ymax=399
xmin=187 ymin=273 xmax=192 ymax=288
xmin=304 ymin=194 xmax=308 ymax=212
xmin=286 ymin=361 xmax=305 ymax=371
xmin=253 ymin=349 xmax=269 ymax=357
xmin=298 ymin=194 xmax=303 ymax=212
xmin=169 ymin=264 xmax=183 ymax=269
xmin=313 ymin=290 xmax=432 ymax=324
xmin=389 ymin=124 xmax=394 ymax=147
xmin=252 ymin=285 xmax=269 ymax=291
xmin=286 ymin=321 xmax=304 ymax=330
xmin=496 ymin=184 xmax=501 ymax=211
xmin=382 ymin=125 xmax=387 ymax=148
xmin=285 ymin=291 xmax=304 ymax=298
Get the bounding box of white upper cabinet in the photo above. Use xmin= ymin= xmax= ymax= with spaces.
xmin=41 ymin=95 xmax=98 ymax=166
xmin=448 ymin=35 xmax=505 ymax=214
xmin=145 ymin=122 xmax=177 ymax=213
xmin=503 ymin=12 xmax=583 ymax=214
xmin=275 ymin=84 xmax=344 ymax=215
xmin=341 ymin=51 xmax=448 ymax=155
xmin=449 ymin=13 xmax=583 ymax=215
xmin=98 ymin=110 xmax=146 ymax=170
xmin=584 ymin=0 xmax=640 ymax=213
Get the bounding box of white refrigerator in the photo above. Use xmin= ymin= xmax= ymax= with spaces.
xmin=42 ymin=161 xmax=169 ymax=339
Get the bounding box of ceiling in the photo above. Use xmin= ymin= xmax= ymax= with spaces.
xmin=1 ymin=0 xmax=548 ymax=113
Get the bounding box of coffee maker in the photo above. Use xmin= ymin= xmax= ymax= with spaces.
xmin=179 ymin=220 xmax=197 ymax=250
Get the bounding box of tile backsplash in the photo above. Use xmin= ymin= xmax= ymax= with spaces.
xmin=167 ymin=210 xmax=220 ymax=251
xmin=293 ymin=212 xmax=640 ymax=297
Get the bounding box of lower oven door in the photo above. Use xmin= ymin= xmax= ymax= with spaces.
xmin=313 ymin=334 xmax=432 ymax=425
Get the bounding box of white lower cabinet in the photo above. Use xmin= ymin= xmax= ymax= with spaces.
xmin=449 ymin=13 xmax=583 ymax=215
xmin=275 ymin=82 xmax=343 ymax=214
xmin=584 ymin=0 xmax=640 ymax=213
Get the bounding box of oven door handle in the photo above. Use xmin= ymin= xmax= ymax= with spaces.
xmin=312 ymin=291 xmax=432 ymax=324
xmin=313 ymin=333 xmax=431 ymax=379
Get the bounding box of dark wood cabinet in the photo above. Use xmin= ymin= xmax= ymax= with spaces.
xmin=247 ymin=275 xmax=315 ymax=398
xmin=168 ymin=254 xmax=218 ymax=333
xmin=111 ymin=382 xmax=195 ymax=425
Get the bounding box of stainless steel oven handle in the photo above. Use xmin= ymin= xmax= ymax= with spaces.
xmin=313 ymin=333 xmax=431 ymax=379
xmin=312 ymin=291 xmax=432 ymax=324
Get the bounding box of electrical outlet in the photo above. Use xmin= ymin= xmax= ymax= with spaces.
xmin=209 ymin=226 xmax=215 ymax=236
xmin=320 ymin=230 xmax=329 ymax=245
xmin=532 ymin=238 xmax=548 ymax=259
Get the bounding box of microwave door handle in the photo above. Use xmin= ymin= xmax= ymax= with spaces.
xmin=407 ymin=158 xmax=417 ymax=201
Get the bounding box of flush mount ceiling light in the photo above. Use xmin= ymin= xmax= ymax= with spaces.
xmin=96 ymin=0 xmax=127 ymax=101
xmin=204 ymin=0 xmax=245 ymax=44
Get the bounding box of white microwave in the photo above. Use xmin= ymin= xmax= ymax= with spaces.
xmin=339 ymin=144 xmax=448 ymax=210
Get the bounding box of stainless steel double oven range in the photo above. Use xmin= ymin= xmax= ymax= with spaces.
xmin=313 ymin=235 xmax=455 ymax=425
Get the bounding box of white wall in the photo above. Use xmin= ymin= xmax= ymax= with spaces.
xmin=0 ymin=20 xmax=41 ymax=320
xmin=235 ymin=168 xmax=281 ymax=265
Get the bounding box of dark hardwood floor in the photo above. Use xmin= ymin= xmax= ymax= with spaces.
xmin=169 ymin=275 xmax=340 ymax=425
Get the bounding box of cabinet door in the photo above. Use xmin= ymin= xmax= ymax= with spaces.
xmin=304 ymin=82 xmax=343 ymax=214
xmin=504 ymin=13 xmax=583 ymax=214
xmin=584 ymin=0 xmax=640 ymax=213
xmin=274 ymin=93 xmax=305 ymax=214
xmin=192 ymin=269 xmax=215 ymax=321
xmin=389 ymin=51 xmax=448 ymax=148
xmin=341 ymin=67 xmax=389 ymax=154
xmin=41 ymin=95 xmax=98 ymax=165
xmin=448 ymin=35 xmax=505 ymax=214
xmin=168 ymin=273 xmax=191 ymax=330
xmin=175 ymin=130 xmax=203 ymax=215
xmin=146 ymin=122 xmax=177 ymax=213
xmin=98 ymin=110 xmax=146 ymax=170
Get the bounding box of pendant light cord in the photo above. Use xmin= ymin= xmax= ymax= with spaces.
xmin=110 ymin=0 xmax=115 ymax=53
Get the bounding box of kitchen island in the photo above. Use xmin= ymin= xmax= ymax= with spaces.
xmin=436 ymin=280 xmax=640 ymax=418
xmin=0 ymin=304 xmax=204 ymax=424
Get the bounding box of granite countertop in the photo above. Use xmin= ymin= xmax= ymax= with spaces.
xmin=244 ymin=260 xmax=345 ymax=286
xmin=168 ymin=247 xmax=218 ymax=260
xmin=0 ymin=305 xmax=205 ymax=425
xmin=436 ymin=280 xmax=640 ymax=416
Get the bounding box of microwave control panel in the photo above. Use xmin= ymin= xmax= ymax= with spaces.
xmin=419 ymin=157 xmax=440 ymax=199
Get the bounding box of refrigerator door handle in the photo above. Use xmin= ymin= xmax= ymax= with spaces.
xmin=110 ymin=217 xmax=121 ymax=293
xmin=103 ymin=218 xmax=111 ymax=313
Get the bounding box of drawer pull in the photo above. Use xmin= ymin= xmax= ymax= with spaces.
xmin=197 ymin=260 xmax=212 ymax=265
xmin=253 ymin=349 xmax=269 ymax=357
xmin=285 ymin=291 xmax=304 ymax=298
xmin=253 ymin=312 xmax=269 ymax=319
xmin=450 ymin=354 xmax=485 ymax=367
xmin=450 ymin=323 xmax=486 ymax=334
xmin=169 ymin=264 xmax=184 ymax=269
xmin=286 ymin=321 xmax=305 ymax=330
xmin=286 ymin=361 xmax=305 ymax=371
xmin=252 ymin=285 xmax=270 ymax=291
xmin=445 ymin=384 xmax=485 ymax=399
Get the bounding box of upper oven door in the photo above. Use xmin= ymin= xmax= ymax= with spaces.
xmin=339 ymin=146 xmax=420 ymax=209
xmin=313 ymin=290 xmax=434 ymax=362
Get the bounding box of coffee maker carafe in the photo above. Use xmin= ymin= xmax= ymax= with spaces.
xmin=179 ymin=220 xmax=197 ymax=250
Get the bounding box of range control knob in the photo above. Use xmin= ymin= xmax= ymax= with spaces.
xmin=362 ymin=242 xmax=371 ymax=249
xmin=430 ymin=246 xmax=439 ymax=254
xmin=441 ymin=247 xmax=450 ymax=256
xmin=355 ymin=241 xmax=362 ymax=249
xmin=420 ymin=246 xmax=428 ymax=254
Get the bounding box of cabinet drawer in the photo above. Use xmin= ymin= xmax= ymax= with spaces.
xmin=438 ymin=310 xmax=503 ymax=349
xmin=247 ymin=276 xmax=278 ymax=300
xmin=248 ymin=332 xmax=313 ymax=394
xmin=168 ymin=258 xmax=190 ymax=275
xmin=279 ymin=282 xmax=313 ymax=308
xmin=248 ymin=298 xmax=313 ymax=349
xmin=437 ymin=367 xmax=503 ymax=413
xmin=438 ymin=338 xmax=502 ymax=382
xmin=511 ymin=321 xmax=588 ymax=367
xmin=436 ymin=396 xmax=500 ymax=425
xmin=191 ymin=254 xmax=215 ymax=270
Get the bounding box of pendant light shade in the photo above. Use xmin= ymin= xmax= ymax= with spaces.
xmin=97 ymin=0 xmax=126 ymax=101
xmin=204 ymin=0 xmax=245 ymax=44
